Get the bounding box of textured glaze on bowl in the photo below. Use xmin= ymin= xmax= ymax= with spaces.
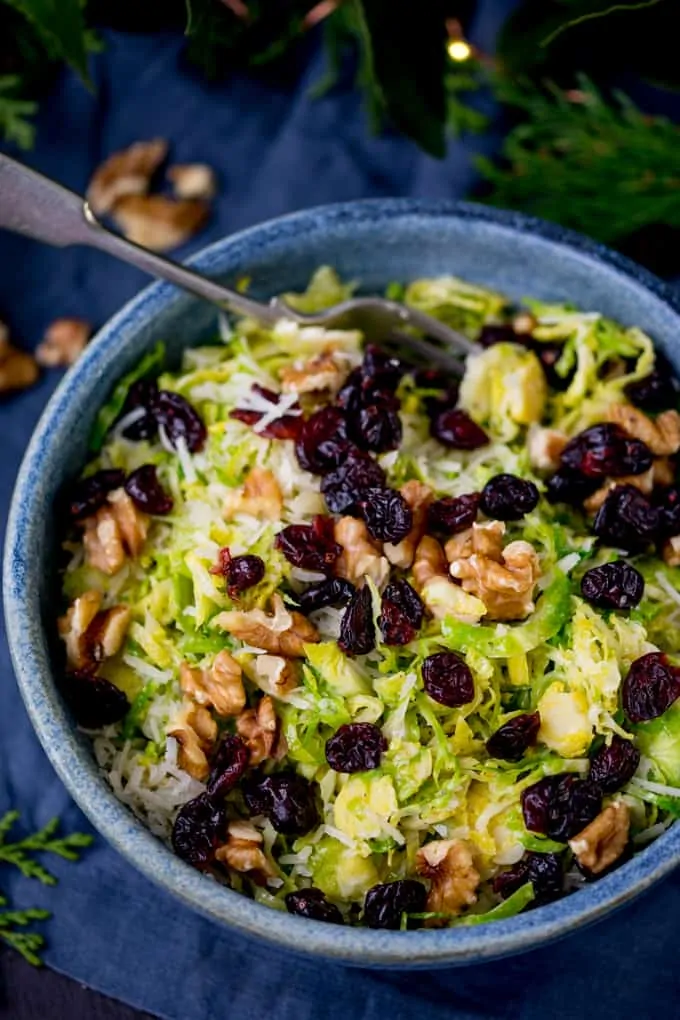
xmin=5 ymin=200 xmax=680 ymax=967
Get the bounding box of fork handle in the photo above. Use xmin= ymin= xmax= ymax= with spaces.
xmin=0 ymin=152 xmax=281 ymax=323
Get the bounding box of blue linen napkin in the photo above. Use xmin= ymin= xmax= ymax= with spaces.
xmin=2 ymin=8 xmax=680 ymax=1018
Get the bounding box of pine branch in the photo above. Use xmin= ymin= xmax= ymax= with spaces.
xmin=0 ymin=811 xmax=93 ymax=884
xmin=0 ymin=811 xmax=93 ymax=966
xmin=477 ymin=75 xmax=680 ymax=246
xmin=0 ymin=75 xmax=36 ymax=149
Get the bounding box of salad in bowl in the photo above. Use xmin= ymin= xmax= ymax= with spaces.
xmin=56 ymin=266 xmax=680 ymax=931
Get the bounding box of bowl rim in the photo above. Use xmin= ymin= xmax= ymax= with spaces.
xmin=5 ymin=197 xmax=680 ymax=967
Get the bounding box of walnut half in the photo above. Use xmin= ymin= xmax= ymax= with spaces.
xmin=215 ymin=821 xmax=275 ymax=885
xmin=606 ymin=403 xmax=680 ymax=456
xmin=236 ymin=695 xmax=284 ymax=764
xmin=412 ymin=536 xmax=486 ymax=623
xmin=0 ymin=324 xmax=38 ymax=394
xmin=279 ymin=351 xmax=350 ymax=395
xmin=81 ymin=489 xmax=149 ymax=575
xmin=568 ymin=801 xmax=630 ymax=875
xmin=224 ymin=467 xmax=283 ymax=521
xmin=416 ymin=839 xmax=480 ymax=923
xmin=58 ymin=590 xmax=131 ymax=670
xmin=35 ymin=318 xmax=91 ymax=368
xmin=215 ymin=594 xmax=319 ymax=657
xmin=335 ymin=516 xmax=389 ymax=587
xmin=168 ymin=701 xmax=217 ymax=781
xmin=87 ymin=138 xmax=168 ymax=216
xmin=446 ymin=522 xmax=540 ymax=621
xmin=180 ymin=650 xmax=246 ymax=717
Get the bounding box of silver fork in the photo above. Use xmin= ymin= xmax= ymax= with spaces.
xmin=0 ymin=152 xmax=475 ymax=371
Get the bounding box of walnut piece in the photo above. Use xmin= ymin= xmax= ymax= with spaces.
xmin=606 ymin=403 xmax=680 ymax=456
xmin=279 ymin=351 xmax=350 ymax=395
xmin=583 ymin=455 xmax=675 ymax=514
xmin=215 ymin=594 xmax=319 ymax=657
xmin=411 ymin=536 xmax=486 ymax=622
xmin=236 ymin=695 xmax=283 ymax=764
xmin=245 ymin=654 xmax=300 ymax=697
xmin=527 ymin=425 xmax=568 ymax=473
xmin=167 ymin=163 xmax=217 ymax=201
xmin=58 ymin=590 xmax=131 ymax=670
xmin=215 ymin=821 xmax=275 ymax=884
xmin=384 ymin=480 xmax=433 ymax=568
xmin=180 ymin=650 xmax=246 ymax=717
xmin=335 ymin=516 xmax=389 ymax=587
xmin=168 ymin=701 xmax=217 ymax=781
xmin=416 ymin=839 xmax=480 ymax=922
xmin=663 ymin=535 xmax=680 ymax=567
xmin=0 ymin=327 xmax=38 ymax=394
xmin=446 ymin=522 xmax=541 ymax=621
xmin=87 ymin=138 xmax=168 ymax=216
xmin=35 ymin=318 xmax=91 ymax=368
xmin=81 ymin=489 xmax=149 ymax=575
xmin=568 ymin=802 xmax=630 ymax=875
xmin=224 ymin=467 xmax=283 ymax=521
xmin=111 ymin=195 xmax=209 ymax=252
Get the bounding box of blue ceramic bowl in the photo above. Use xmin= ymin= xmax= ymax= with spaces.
xmin=5 ymin=200 xmax=680 ymax=967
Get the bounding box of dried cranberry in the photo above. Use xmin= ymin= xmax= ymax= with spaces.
xmin=338 ymin=585 xmax=376 ymax=656
xmin=206 ymin=734 xmax=249 ymax=800
xmin=486 ymin=712 xmax=541 ymax=762
xmin=275 ymin=516 xmax=341 ymax=575
xmin=67 ymin=469 xmax=126 ymax=520
xmin=547 ymin=775 xmax=602 ymax=841
xmin=533 ymin=342 xmax=571 ymax=391
xmin=155 ymin=390 xmax=207 ymax=453
xmin=588 ymin=736 xmax=640 ymax=793
xmin=59 ymin=671 xmax=130 ymax=729
xmin=124 ymin=464 xmax=173 ymax=515
xmin=325 ymin=722 xmax=387 ymax=773
xmin=378 ymin=600 xmax=415 ymax=646
xmin=625 ymin=368 xmax=678 ymax=411
xmin=561 ymin=424 xmax=652 ymax=479
xmin=230 ymin=385 xmax=302 ymax=441
xmin=422 ymin=652 xmax=474 ymax=708
xmin=521 ymin=776 xmax=559 ymax=836
xmin=522 ymin=775 xmax=601 ymax=841
xmin=379 ymin=580 xmax=423 ymax=645
xmin=285 ymin=888 xmax=343 ymax=924
xmin=226 ymin=554 xmax=265 ymax=597
xmin=430 ymin=408 xmax=489 ymax=450
xmin=363 ymin=880 xmax=427 ymax=930
xmin=244 ymin=772 xmax=319 ymax=835
xmin=623 ymin=652 xmax=680 ymax=723
xmin=171 ymin=793 xmax=226 ymax=868
xmin=580 ymin=561 xmax=644 ymax=610
xmin=118 ymin=379 xmax=160 ymax=440
xmin=296 ymin=578 xmax=355 ymax=614
xmin=493 ymin=851 xmax=564 ymax=905
xmin=362 ymin=345 xmax=404 ymax=391
xmin=357 ymin=488 xmax=413 ymax=543
xmin=427 ymin=493 xmax=480 ymax=535
xmin=655 ymin=486 xmax=680 ymax=539
xmin=546 ymin=468 xmax=599 ymax=506
xmin=295 ymin=407 xmax=349 ymax=474
xmin=480 ymin=474 xmax=539 ymax=521
xmin=412 ymin=366 xmax=459 ymax=407
xmin=478 ymin=324 xmax=521 ymax=347
xmin=351 ymin=404 xmax=402 ymax=454
xmin=593 ymin=485 xmax=660 ymax=552
xmin=321 ymin=449 xmax=386 ymax=515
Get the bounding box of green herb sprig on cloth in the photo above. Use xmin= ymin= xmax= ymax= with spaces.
xmin=0 ymin=809 xmax=93 ymax=965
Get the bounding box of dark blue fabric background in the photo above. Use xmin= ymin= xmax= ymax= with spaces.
xmin=2 ymin=5 xmax=680 ymax=1017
